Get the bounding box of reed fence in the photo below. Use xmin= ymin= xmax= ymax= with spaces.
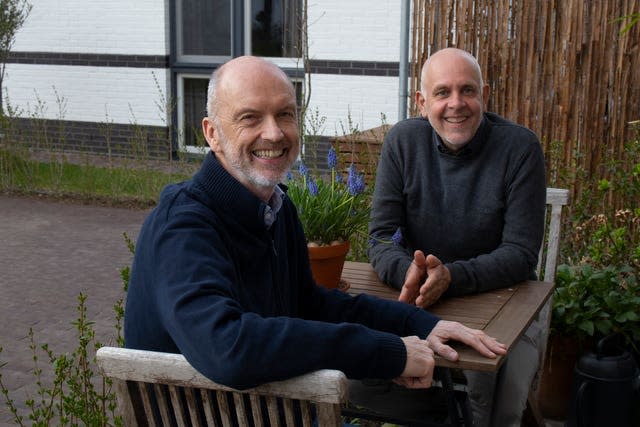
xmin=407 ymin=0 xmax=639 ymax=210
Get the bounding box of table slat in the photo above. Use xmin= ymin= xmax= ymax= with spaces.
xmin=342 ymin=261 xmax=554 ymax=372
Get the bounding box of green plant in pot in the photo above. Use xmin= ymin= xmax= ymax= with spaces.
xmin=551 ymin=263 xmax=640 ymax=349
xmin=286 ymin=147 xmax=370 ymax=289
xmin=539 ymin=207 xmax=640 ymax=419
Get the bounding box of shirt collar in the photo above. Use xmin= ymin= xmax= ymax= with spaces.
xmin=435 ymin=116 xmax=487 ymax=157
xmin=263 ymin=185 xmax=284 ymax=228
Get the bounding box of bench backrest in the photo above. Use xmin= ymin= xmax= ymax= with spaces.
xmin=536 ymin=187 xmax=570 ymax=283
xmin=96 ymin=347 xmax=348 ymax=427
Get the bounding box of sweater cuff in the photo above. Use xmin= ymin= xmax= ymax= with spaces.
xmin=373 ymin=334 xmax=407 ymax=379
xmin=443 ymin=262 xmax=474 ymax=297
xmin=392 ymin=257 xmax=413 ymax=290
xmin=406 ymin=308 xmax=440 ymax=339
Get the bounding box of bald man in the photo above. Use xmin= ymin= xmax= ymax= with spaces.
xmin=124 ymin=56 xmax=505 ymax=395
xmin=367 ymin=48 xmax=546 ymax=426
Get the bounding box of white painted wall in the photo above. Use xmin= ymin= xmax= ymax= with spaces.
xmin=7 ymin=0 xmax=168 ymax=126
xmin=7 ymin=0 xmax=405 ymax=134
xmin=13 ymin=0 xmax=168 ymax=55
xmin=306 ymin=0 xmax=403 ymax=135
xmin=307 ymin=0 xmax=402 ymax=61
xmin=4 ymin=65 xmax=169 ymax=126
xmin=306 ymin=74 xmax=397 ymax=136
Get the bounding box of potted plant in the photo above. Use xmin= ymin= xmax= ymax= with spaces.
xmin=286 ymin=147 xmax=371 ymax=289
xmin=538 ymin=262 xmax=640 ymax=418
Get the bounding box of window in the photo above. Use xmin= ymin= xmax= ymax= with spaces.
xmin=248 ymin=0 xmax=301 ymax=57
xmin=173 ymin=0 xmax=303 ymax=152
xmin=177 ymin=76 xmax=209 ymax=153
xmin=176 ymin=0 xmax=231 ymax=62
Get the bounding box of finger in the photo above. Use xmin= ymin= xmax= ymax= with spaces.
xmin=427 ymin=339 xmax=459 ymax=361
xmin=416 ymin=282 xmax=439 ymax=308
xmin=454 ymin=329 xmax=504 ymax=358
xmin=399 ymin=285 xmax=418 ymax=304
xmin=480 ymin=335 xmax=508 ymax=355
xmin=393 ymin=375 xmax=433 ymax=389
xmin=424 ymin=254 xmax=442 ymax=269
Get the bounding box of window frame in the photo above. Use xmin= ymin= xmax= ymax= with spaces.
xmin=171 ymin=0 xmax=304 ymax=153
xmin=174 ymin=0 xmax=234 ymax=64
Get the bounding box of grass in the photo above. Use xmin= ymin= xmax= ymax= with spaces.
xmin=0 ymin=148 xmax=196 ymax=208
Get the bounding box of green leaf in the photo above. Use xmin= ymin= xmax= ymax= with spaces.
xmin=578 ymin=320 xmax=594 ymax=336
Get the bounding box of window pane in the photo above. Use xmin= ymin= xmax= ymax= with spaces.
xmin=251 ymin=0 xmax=301 ymax=57
xmin=183 ymin=78 xmax=209 ymax=147
xmin=180 ymin=0 xmax=231 ymax=57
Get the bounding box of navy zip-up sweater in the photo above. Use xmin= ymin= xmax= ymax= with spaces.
xmin=125 ymin=152 xmax=440 ymax=389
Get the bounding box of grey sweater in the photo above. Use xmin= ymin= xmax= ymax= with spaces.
xmin=368 ymin=113 xmax=546 ymax=296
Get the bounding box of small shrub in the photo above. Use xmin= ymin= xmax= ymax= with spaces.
xmin=551 ymin=263 xmax=640 ymax=356
xmin=0 ymin=294 xmax=122 ymax=426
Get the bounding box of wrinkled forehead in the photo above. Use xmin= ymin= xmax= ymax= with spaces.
xmin=214 ymin=73 xmax=295 ymax=121
xmin=215 ymin=64 xmax=294 ymax=111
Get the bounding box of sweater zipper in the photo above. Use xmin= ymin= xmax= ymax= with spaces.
xmin=268 ymin=234 xmax=284 ymax=314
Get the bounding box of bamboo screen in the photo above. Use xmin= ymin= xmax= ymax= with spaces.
xmin=410 ymin=0 xmax=640 ymax=203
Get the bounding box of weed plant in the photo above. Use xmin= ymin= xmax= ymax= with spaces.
xmin=0 ymin=295 xmax=122 ymax=426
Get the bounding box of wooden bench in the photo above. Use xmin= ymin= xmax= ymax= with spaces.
xmin=96 ymin=347 xmax=349 ymax=427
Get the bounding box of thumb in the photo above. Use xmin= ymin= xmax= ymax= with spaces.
xmin=414 ymin=250 xmax=427 ymax=267
xmin=425 ymin=254 xmax=442 ymax=269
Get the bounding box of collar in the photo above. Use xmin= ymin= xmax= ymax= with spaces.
xmin=263 ymin=185 xmax=284 ymax=228
xmin=192 ymin=152 xmax=275 ymax=234
xmin=435 ymin=116 xmax=488 ymax=157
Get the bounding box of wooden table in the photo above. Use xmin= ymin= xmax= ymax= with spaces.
xmin=342 ymin=261 xmax=555 ymax=372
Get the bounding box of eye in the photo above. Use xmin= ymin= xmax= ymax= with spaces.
xmin=462 ymin=86 xmax=477 ymax=95
xmin=239 ymin=113 xmax=259 ymax=124
xmin=278 ymin=110 xmax=296 ymax=120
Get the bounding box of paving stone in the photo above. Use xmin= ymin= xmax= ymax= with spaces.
xmin=0 ymin=195 xmax=149 ymax=425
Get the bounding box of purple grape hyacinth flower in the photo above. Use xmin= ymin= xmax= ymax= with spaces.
xmin=327 ymin=147 xmax=338 ymax=169
xmin=391 ymin=227 xmax=403 ymax=245
xmin=307 ymin=177 xmax=319 ymax=196
xmin=298 ymin=162 xmax=308 ymax=177
xmin=347 ymin=164 xmax=365 ymax=196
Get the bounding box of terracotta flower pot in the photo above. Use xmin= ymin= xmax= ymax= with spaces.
xmin=307 ymin=241 xmax=350 ymax=289
xmin=537 ymin=335 xmax=587 ymax=420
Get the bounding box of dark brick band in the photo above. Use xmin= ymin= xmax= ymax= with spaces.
xmin=308 ymin=59 xmax=400 ymax=77
xmin=7 ymin=51 xmax=399 ymax=76
xmin=7 ymin=51 xmax=170 ymax=68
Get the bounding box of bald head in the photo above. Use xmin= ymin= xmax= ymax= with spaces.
xmin=206 ymin=56 xmax=295 ymax=120
xmin=421 ymin=48 xmax=484 ymax=92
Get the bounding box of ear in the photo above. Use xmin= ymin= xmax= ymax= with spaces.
xmin=202 ymin=117 xmax=219 ymax=152
xmin=415 ymin=90 xmax=428 ymax=118
xmin=482 ymin=84 xmax=490 ymax=110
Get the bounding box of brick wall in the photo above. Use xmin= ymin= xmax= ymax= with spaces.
xmin=5 ymin=118 xmax=173 ymax=160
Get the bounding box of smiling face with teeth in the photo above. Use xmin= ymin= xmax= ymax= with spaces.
xmin=415 ymin=48 xmax=490 ymax=153
xmin=202 ymin=56 xmax=300 ymax=202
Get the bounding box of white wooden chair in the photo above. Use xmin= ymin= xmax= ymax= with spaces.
xmin=537 ymin=187 xmax=570 ymax=283
xmin=525 ymin=187 xmax=570 ymax=426
xmin=96 ymin=347 xmax=349 ymax=427
xmin=535 ymin=187 xmax=570 ymax=356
